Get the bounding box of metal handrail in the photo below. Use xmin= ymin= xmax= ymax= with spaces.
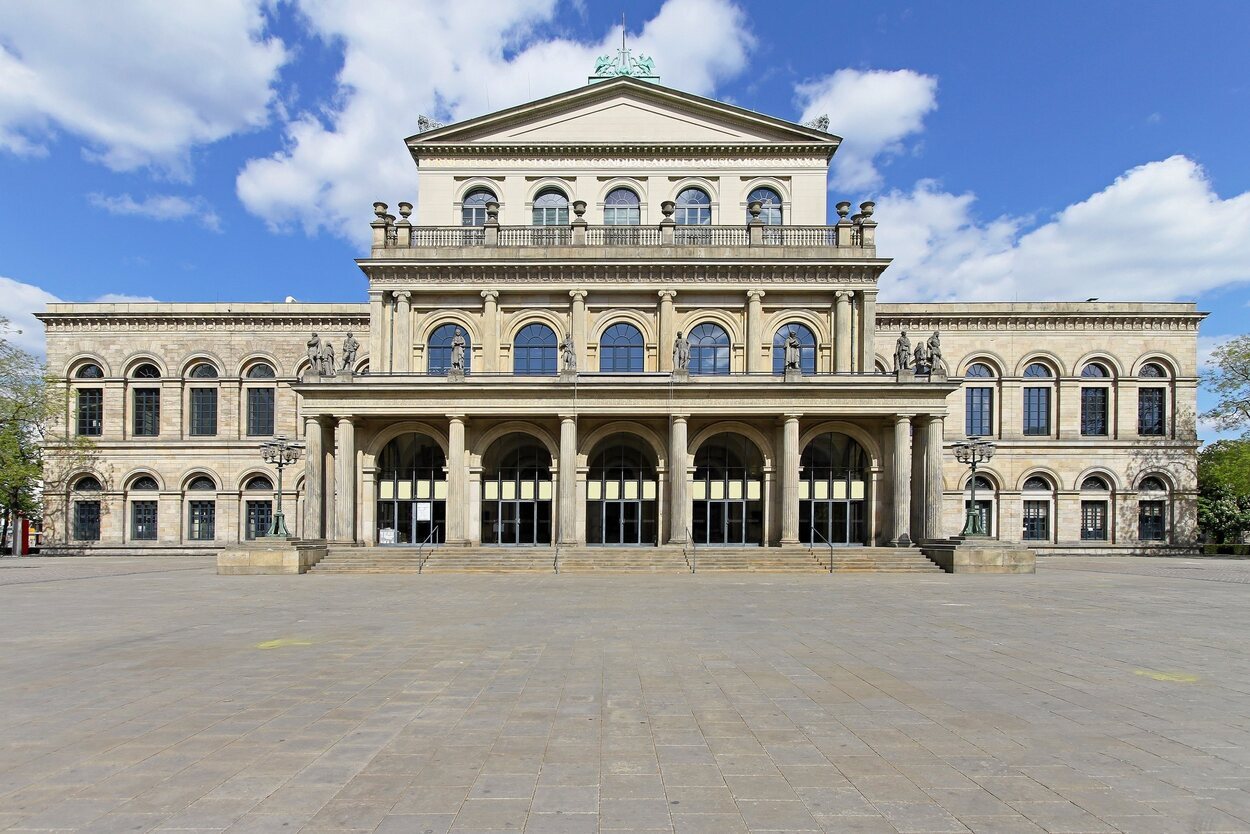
xmin=553 ymin=541 xmax=560 ymax=574
xmin=685 ymin=526 xmax=696 ymax=573
xmin=809 ymin=527 xmax=835 ymax=573
xmin=416 ymin=525 xmax=441 ymax=574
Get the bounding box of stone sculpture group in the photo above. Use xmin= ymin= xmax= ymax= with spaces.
xmin=307 ymin=332 xmax=359 ymax=376
xmin=894 ymin=330 xmax=946 ymax=375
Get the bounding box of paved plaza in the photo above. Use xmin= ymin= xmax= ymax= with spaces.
xmin=1 ymin=558 xmax=1249 ymax=833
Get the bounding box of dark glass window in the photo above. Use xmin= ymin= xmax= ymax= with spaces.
xmin=603 ymin=188 xmax=641 ymax=226
xmin=73 ymin=501 xmax=100 ymax=541
xmin=245 ymin=475 xmax=273 ymax=491
xmin=966 ymin=388 xmax=993 ymax=437
xmin=132 ymin=363 xmax=160 ymax=379
xmin=674 ymin=187 xmax=711 ymax=225
xmin=772 ymin=324 xmax=816 ymax=375
xmin=965 ymin=363 xmax=994 ymax=378
xmin=1023 ymin=362 xmax=1052 ymax=378
xmin=189 ymin=389 xmax=217 ymax=436
xmin=462 ymin=189 xmax=495 ymax=226
xmin=1081 ymin=363 xmax=1109 ymax=378
xmin=1082 ymin=475 xmax=1109 ymax=491
xmin=246 ymin=388 xmax=275 ymax=436
xmin=1138 ymin=388 xmax=1165 ymax=436
xmin=1023 ymin=387 xmax=1050 ymax=435
xmin=1139 ymin=476 xmax=1167 ymax=492
xmin=1081 ymin=501 xmax=1108 ymax=540
xmin=1023 ymin=476 xmax=1052 ymax=491
xmin=1139 ymin=363 xmax=1166 ymax=378
xmin=532 ymin=189 xmax=569 ymax=226
xmin=688 ymin=323 xmax=730 ymax=375
xmin=74 ymin=475 xmax=102 ymax=491
xmin=188 ymin=363 xmax=218 ymax=379
xmin=188 ymin=501 xmax=215 ymax=541
xmin=1080 ymin=387 xmax=1108 ymax=436
xmin=1138 ymin=500 xmax=1166 ymax=541
xmin=1022 ymin=500 xmax=1050 ymax=541
xmin=747 ymin=187 xmax=782 ymax=225
xmin=246 ymin=500 xmax=273 ymax=540
xmin=246 ymin=363 xmax=275 ymax=379
xmin=75 ymin=363 xmax=104 ymax=379
xmin=599 ymin=323 xmax=644 ymax=372
xmin=130 ymin=476 xmax=158 ymax=491
xmin=131 ymin=501 xmax=158 ymax=540
xmin=76 ymin=388 xmax=103 ymax=436
xmin=429 ymin=323 xmax=472 ymax=375
xmin=513 ymin=323 xmax=557 ymax=376
xmin=133 ymin=388 xmax=160 ymax=437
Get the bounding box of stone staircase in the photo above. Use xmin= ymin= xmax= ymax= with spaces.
xmin=309 ymin=544 xmax=942 ymax=574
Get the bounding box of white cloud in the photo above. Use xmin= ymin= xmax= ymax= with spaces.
xmin=91 ymin=294 xmax=161 ymax=304
xmin=0 ymin=0 xmax=286 ymax=178
xmin=236 ymin=0 xmax=754 ymax=244
xmin=88 ymin=193 xmax=221 ymax=231
xmin=796 ymin=68 xmax=938 ymax=192
xmin=875 ymin=156 xmax=1250 ymax=302
xmin=0 ymin=275 xmax=59 ymax=357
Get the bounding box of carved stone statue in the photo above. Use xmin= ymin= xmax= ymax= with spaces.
xmin=893 ymin=331 xmax=912 ymax=372
xmin=784 ymin=328 xmax=801 ymax=371
xmin=673 ymin=331 xmax=690 ymax=371
xmin=926 ymin=331 xmax=945 ymax=374
xmin=450 ymin=327 xmax=466 ymax=371
xmin=913 ymin=339 xmax=930 ymax=373
xmin=559 ymin=331 xmax=576 ymax=373
xmin=319 ymin=339 xmax=335 ymax=377
xmin=306 ymin=332 xmax=321 ymax=374
xmin=340 ymin=332 xmax=359 ymax=372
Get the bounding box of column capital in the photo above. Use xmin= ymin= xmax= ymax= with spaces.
xmin=894 ymin=414 xmax=913 ymax=426
xmin=670 ymin=413 xmax=689 ymax=422
xmin=780 ymin=413 xmax=802 ymax=423
xmin=657 ymin=289 xmax=677 ymax=301
xmin=558 ymin=413 xmax=578 ymax=423
xmin=746 ymin=289 xmax=766 ymax=301
xmin=335 ymin=415 xmax=356 ymax=426
xmin=835 ymin=290 xmax=853 ymax=302
xmin=568 ymin=289 xmax=587 ymax=301
xmin=395 ymin=290 xmax=412 ymax=302
xmin=480 ymin=289 xmax=498 ymax=301
xmin=304 ymin=413 xmax=325 ymax=426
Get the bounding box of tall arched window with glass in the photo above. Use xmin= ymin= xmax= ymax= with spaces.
xmin=1021 ymin=475 xmax=1054 ymax=542
xmin=599 ymin=323 xmax=644 ymax=373
xmin=1022 ymin=363 xmax=1052 ymax=436
xmin=75 ymin=364 xmax=104 ymax=437
xmin=603 ymin=188 xmax=641 ymax=244
xmin=771 ymin=324 xmax=816 ymax=375
xmin=461 ymin=189 xmax=495 ymax=226
xmin=428 ymin=324 xmax=471 ymax=376
xmin=532 ymin=189 xmax=569 ymax=226
xmin=1137 ymin=476 xmax=1168 ymax=542
xmin=243 ymin=475 xmax=273 ymax=540
xmin=129 ymin=476 xmax=159 ymax=541
xmin=1138 ymin=363 xmax=1167 ymax=436
xmin=688 ymin=323 xmax=730 ymax=375
xmin=965 ymin=363 xmax=995 ymax=437
xmin=187 ymin=476 xmax=217 ymax=541
xmin=747 ymin=187 xmax=783 ymax=224
xmin=245 ymin=363 xmax=276 ymax=437
xmin=1080 ymin=476 xmax=1110 ymax=541
xmin=131 ymin=363 xmax=161 ymax=438
xmin=72 ymin=475 xmax=102 ymax=541
xmin=1080 ymin=363 xmax=1110 ymax=437
xmin=513 ymin=323 xmax=557 ymax=376
xmin=674 ymin=187 xmax=711 ymax=243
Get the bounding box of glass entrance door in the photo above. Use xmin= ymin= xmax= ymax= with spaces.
xmin=376 ymin=433 xmax=447 ymax=545
xmin=587 ymin=436 xmax=658 ymax=545
xmin=481 ymin=435 xmax=553 ymax=546
xmin=692 ymin=434 xmax=763 ymax=545
xmin=800 ymin=432 xmax=869 ymax=545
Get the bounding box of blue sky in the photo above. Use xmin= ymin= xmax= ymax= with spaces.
xmin=1 ymin=0 xmax=1248 ymax=434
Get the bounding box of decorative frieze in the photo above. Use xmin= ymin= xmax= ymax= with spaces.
xmin=876 ymin=313 xmax=1202 ymax=332
xmin=362 ymin=263 xmax=885 ymax=286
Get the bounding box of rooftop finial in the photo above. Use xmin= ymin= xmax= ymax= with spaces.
xmin=589 ymin=15 xmax=659 ymax=84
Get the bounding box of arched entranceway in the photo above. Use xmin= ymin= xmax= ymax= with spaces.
xmin=800 ymin=432 xmax=868 ymax=545
xmin=587 ymin=433 xmax=658 ymax=545
xmin=376 ymin=433 xmax=447 ymax=545
xmin=481 ymin=433 xmax=553 ymax=545
xmin=692 ymin=432 xmax=764 ymax=545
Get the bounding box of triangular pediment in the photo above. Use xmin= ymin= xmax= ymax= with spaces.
xmin=408 ymin=78 xmax=839 ymax=149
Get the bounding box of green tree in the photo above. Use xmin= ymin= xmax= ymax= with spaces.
xmin=1203 ymin=334 xmax=1250 ymax=435
xmin=1197 ymin=484 xmax=1250 ymax=545
xmin=1198 ymin=439 xmax=1250 ymax=498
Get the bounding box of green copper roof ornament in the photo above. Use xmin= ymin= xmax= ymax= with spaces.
xmin=589 ymin=15 xmax=659 ymax=84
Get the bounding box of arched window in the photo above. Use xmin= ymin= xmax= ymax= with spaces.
xmin=1080 ymin=363 xmax=1111 ymax=436
xmin=513 ymin=323 xmax=557 ymax=376
xmin=428 ymin=324 xmax=472 ymax=376
xmin=75 ymin=363 xmax=104 ymax=379
xmin=130 ymin=476 xmax=158 ymax=491
xmin=800 ymin=432 xmax=868 ymax=545
xmin=1023 ymin=476 xmax=1052 ymax=491
xmin=245 ymin=475 xmax=273 ymax=490
xmin=964 ymin=475 xmax=997 ymax=537
xmin=587 ymin=434 xmax=658 ymax=545
xmin=130 ymin=364 xmax=161 ymax=438
xmin=244 ymin=363 xmax=275 ymax=437
xmin=74 ymin=475 xmax=102 ymax=492
xmin=688 ymin=323 xmax=730 ymax=375
xmin=188 ymin=363 xmax=218 ymax=379
xmin=186 ymin=477 xmax=216 ymax=541
xmin=1138 ymin=363 xmax=1168 ymax=436
xmin=1139 ymin=476 xmax=1167 ymax=492
xmin=692 ymin=433 xmax=764 ymax=545
xmin=1081 ymin=476 xmax=1109 ymax=491
xmin=1023 ymin=362 xmax=1052 ymax=378
xmin=481 ymin=434 xmax=553 ymax=545
xmin=377 ymin=433 xmax=447 ymax=544
xmin=603 ymin=188 xmax=641 ymax=226
xmin=747 ymin=186 xmax=783 ymax=225
xmin=1080 ymin=475 xmax=1111 ymax=541
xmin=1022 ymin=475 xmax=1053 ymax=542
xmin=132 ymin=363 xmax=160 ymax=379
xmin=1023 ymin=363 xmax=1053 ymax=436
xmin=188 ymin=476 xmax=216 ymax=491
xmin=674 ymin=187 xmax=711 ymax=225
xmin=1138 ymin=476 xmax=1168 ymax=542
xmin=72 ymin=475 xmax=102 ymax=541
xmin=462 ymin=188 xmax=495 ymax=226
xmin=1081 ymin=362 xmax=1109 ymax=378
xmin=965 ymin=363 xmax=996 ymax=437
xmin=1139 ymin=362 xmax=1167 ymax=378
xmin=772 ymin=323 xmax=816 ymax=375
xmin=599 ymin=323 xmax=644 ymax=373
xmin=129 ymin=476 xmax=158 ymax=541
xmin=532 ymin=189 xmax=569 ymax=226
xmin=246 ymin=363 xmax=276 ymax=379
xmin=965 ymin=363 xmax=995 ymax=378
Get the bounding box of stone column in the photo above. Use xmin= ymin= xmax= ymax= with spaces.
xmin=668 ymin=415 xmax=688 ymax=543
xmin=481 ymin=290 xmax=498 ymax=373
xmin=658 ymin=290 xmax=676 ymax=371
xmin=924 ymin=415 xmax=945 ymax=542
xmin=302 ymin=415 xmax=325 ymax=540
xmin=334 ymin=417 xmax=356 ymax=543
xmin=569 ymin=290 xmax=587 ymax=370
xmin=891 ymin=416 xmax=912 ymax=545
xmin=834 ymin=291 xmax=853 ymax=373
xmin=446 ymin=415 xmax=467 ymax=544
xmin=558 ymin=415 xmax=578 ymax=545
xmin=367 ymin=290 xmax=384 ymax=372
xmin=858 ymin=290 xmax=877 ymax=372
xmin=780 ymin=414 xmax=801 ymax=544
xmin=745 ymin=290 xmax=765 ymax=373
xmin=394 ymin=291 xmax=412 ymax=373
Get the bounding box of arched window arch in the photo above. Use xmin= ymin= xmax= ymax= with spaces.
xmin=245 ymin=475 xmax=273 ymax=491
xmin=599 ymin=323 xmax=644 ymax=373
xmin=1081 ymin=475 xmax=1110 ymax=491
xmin=72 ymin=475 xmax=102 ymax=541
xmin=188 ymin=363 xmax=219 ymax=379
xmin=674 ymin=187 xmax=711 ymax=225
xmin=965 ymin=362 xmax=995 ymax=378
xmin=132 ymin=363 xmax=160 ymax=379
xmin=128 ymin=475 xmax=159 ymax=541
xmin=964 ymin=475 xmax=997 ymax=537
xmin=1139 ymin=362 xmax=1168 ymax=378
xmin=532 ymin=189 xmax=569 ymax=226
xmin=1023 ymin=475 xmax=1053 ymax=491
xmin=1022 ymin=363 xmax=1054 ymax=436
xmin=462 ymin=188 xmax=495 ymax=226
xmin=603 ymin=188 xmax=640 ymax=226
xmin=513 ymin=323 xmax=557 ymax=376
xmin=75 ymin=363 xmax=104 ymax=379
xmin=428 ymin=323 xmax=471 ymax=376
xmin=772 ymin=323 xmax=816 ymax=375
xmin=688 ymin=323 xmax=730 ymax=376
xmin=1139 ymin=476 xmax=1167 ymax=492
xmin=1021 ymin=475 xmax=1054 ymax=542
xmin=1023 ymin=362 xmax=1052 ymax=378
xmin=747 ymin=186 xmax=783 ymax=225
xmin=1081 ymin=362 xmax=1110 ymax=378
xmin=246 ymin=363 xmax=276 ymax=379
xmin=130 ymin=476 xmax=159 ymax=491
xmin=74 ymin=475 xmax=102 ymax=492
xmin=1080 ymin=475 xmax=1112 ymax=542
xmin=187 ymin=476 xmax=217 ymax=491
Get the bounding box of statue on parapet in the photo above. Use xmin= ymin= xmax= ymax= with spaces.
xmin=341 ymin=332 xmax=359 ymax=373
xmin=926 ymin=331 xmax=946 ymax=374
xmin=320 ymin=338 xmax=335 ymax=377
xmin=783 ymin=328 xmax=802 ymax=372
xmin=673 ymin=331 xmax=690 ymax=372
xmin=559 ymin=331 xmax=577 ymax=373
xmin=450 ymin=327 xmax=466 ymax=372
xmin=307 ymin=332 xmax=322 ymax=375
xmin=913 ymin=339 xmax=930 ymax=374
xmin=893 ymin=331 xmax=912 ymax=372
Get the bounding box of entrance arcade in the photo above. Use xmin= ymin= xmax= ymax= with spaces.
xmin=376 ymin=433 xmax=446 ymax=544
xmin=481 ymin=433 xmax=553 ymax=545
xmin=799 ymin=432 xmax=868 ymax=545
xmin=586 ymin=434 xmax=659 ymax=545
xmin=692 ymin=433 xmax=764 ymax=545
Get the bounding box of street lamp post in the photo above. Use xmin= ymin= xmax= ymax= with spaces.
xmin=259 ymin=436 xmax=304 ymax=538
xmin=953 ymin=437 xmax=996 ymax=537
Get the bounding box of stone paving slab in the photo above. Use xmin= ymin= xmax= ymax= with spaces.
xmin=0 ymin=555 xmax=1248 ymax=832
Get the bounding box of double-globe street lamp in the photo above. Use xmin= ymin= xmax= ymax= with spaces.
xmin=259 ymin=436 xmax=304 ymax=538
xmin=953 ymin=437 xmax=996 ymax=537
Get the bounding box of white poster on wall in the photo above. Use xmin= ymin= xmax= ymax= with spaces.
xmin=416 ymin=502 xmax=432 ymax=522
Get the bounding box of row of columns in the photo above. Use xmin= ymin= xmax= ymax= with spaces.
xmin=301 ymin=411 xmax=948 ymax=547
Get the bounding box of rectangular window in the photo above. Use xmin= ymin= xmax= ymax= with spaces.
xmin=132 ymin=388 xmax=160 ymax=437
xmin=189 ymin=388 xmax=217 ymax=436
xmin=966 ymin=387 xmax=993 ymax=437
xmin=1080 ymin=387 xmax=1109 ymax=436
xmin=1138 ymin=500 xmax=1167 ymax=541
xmin=1023 ymin=500 xmax=1050 ymax=541
xmin=246 ymin=388 xmax=275 ymax=436
xmin=246 ymin=500 xmax=273 ymax=540
xmin=1081 ymin=501 xmax=1108 ymax=541
xmin=76 ymin=388 xmax=103 ymax=436
xmin=73 ymin=500 xmax=101 ymax=541
xmin=1023 ymin=387 xmax=1051 ymax=436
xmin=131 ymin=500 xmax=158 ymax=540
xmin=1138 ymin=387 xmax=1165 ymax=436
xmin=189 ymin=500 xmax=216 ymax=540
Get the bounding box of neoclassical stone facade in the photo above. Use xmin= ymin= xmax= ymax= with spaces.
xmin=39 ymin=77 xmax=1202 ymax=557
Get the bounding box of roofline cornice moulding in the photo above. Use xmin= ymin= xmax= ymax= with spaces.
xmin=413 ymin=143 xmax=837 ymax=159
xmin=38 ymin=312 xmax=369 ymax=331
xmin=358 ymin=262 xmax=887 ymax=286
xmin=876 ymin=312 xmax=1205 ymax=331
